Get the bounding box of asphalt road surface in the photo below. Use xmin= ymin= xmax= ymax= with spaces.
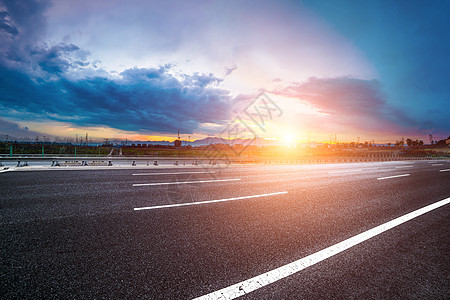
xmin=1 ymin=160 xmax=449 ymax=299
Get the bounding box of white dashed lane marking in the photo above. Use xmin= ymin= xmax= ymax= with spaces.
xmin=133 ymin=178 xmax=241 ymax=186
xmin=132 ymin=171 xmax=215 ymax=176
xmin=377 ymin=174 xmax=410 ymax=180
xmin=134 ymin=191 xmax=288 ymax=211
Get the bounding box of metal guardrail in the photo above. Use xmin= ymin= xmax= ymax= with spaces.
xmin=0 ymin=154 xmax=448 ymax=160
xmin=0 ymin=155 xmax=447 ymax=169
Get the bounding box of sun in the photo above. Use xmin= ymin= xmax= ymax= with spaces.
xmin=283 ymin=132 xmax=296 ymax=148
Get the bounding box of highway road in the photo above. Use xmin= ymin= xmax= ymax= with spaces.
xmin=1 ymin=160 xmax=449 ymax=299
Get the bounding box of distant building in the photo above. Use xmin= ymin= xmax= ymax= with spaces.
xmin=173 ymin=130 xmax=182 ymax=148
xmin=174 ymin=139 xmax=182 ymax=147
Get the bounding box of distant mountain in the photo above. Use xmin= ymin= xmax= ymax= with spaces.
xmin=108 ymin=136 xmax=325 ymax=147
xmin=190 ymin=137 xmax=284 ymax=146
xmin=191 ymin=137 xmax=227 ymax=145
xmin=113 ymin=137 xmax=282 ymax=146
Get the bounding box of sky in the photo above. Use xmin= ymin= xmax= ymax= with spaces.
xmin=0 ymin=0 xmax=449 ymax=143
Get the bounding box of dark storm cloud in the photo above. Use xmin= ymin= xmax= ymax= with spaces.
xmin=32 ymin=43 xmax=83 ymax=74
xmin=275 ymin=77 xmax=415 ymax=134
xmin=0 ymin=63 xmax=232 ymax=133
xmin=0 ymin=10 xmax=18 ymax=36
xmin=0 ymin=0 xmax=48 ymax=53
xmin=0 ymin=0 xmax=232 ymax=134
xmin=0 ymin=117 xmax=44 ymax=139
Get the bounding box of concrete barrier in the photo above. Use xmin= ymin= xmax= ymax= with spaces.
xmin=63 ymin=160 xmax=82 ymax=166
xmin=90 ymin=161 xmax=108 ymax=166
xmin=16 ymin=161 xmax=29 ymax=167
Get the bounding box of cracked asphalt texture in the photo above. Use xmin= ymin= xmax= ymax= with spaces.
xmin=1 ymin=161 xmax=449 ymax=299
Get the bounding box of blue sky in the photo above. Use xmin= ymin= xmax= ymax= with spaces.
xmin=0 ymin=0 xmax=448 ymax=142
xmin=304 ymin=0 xmax=450 ymax=134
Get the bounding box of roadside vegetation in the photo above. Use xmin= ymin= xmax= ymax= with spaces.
xmin=1 ymin=136 xmax=448 ymax=158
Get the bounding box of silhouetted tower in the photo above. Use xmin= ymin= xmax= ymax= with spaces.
xmin=86 ymin=133 xmax=88 ymax=146
xmin=174 ymin=130 xmax=182 ymax=148
xmin=429 ymin=134 xmax=433 ymax=144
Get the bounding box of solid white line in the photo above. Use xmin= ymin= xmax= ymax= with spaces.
xmin=133 ymin=178 xmax=241 ymax=186
xmin=395 ymin=166 xmax=413 ymax=169
xmin=133 ymin=191 xmax=288 ymax=210
xmin=377 ymin=174 xmax=410 ymax=180
xmin=132 ymin=171 xmax=215 ymax=176
xmin=194 ymin=196 xmax=450 ymax=300
xmin=439 ymin=169 xmax=450 ymax=172
xmin=431 ymin=164 xmax=443 ymax=166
